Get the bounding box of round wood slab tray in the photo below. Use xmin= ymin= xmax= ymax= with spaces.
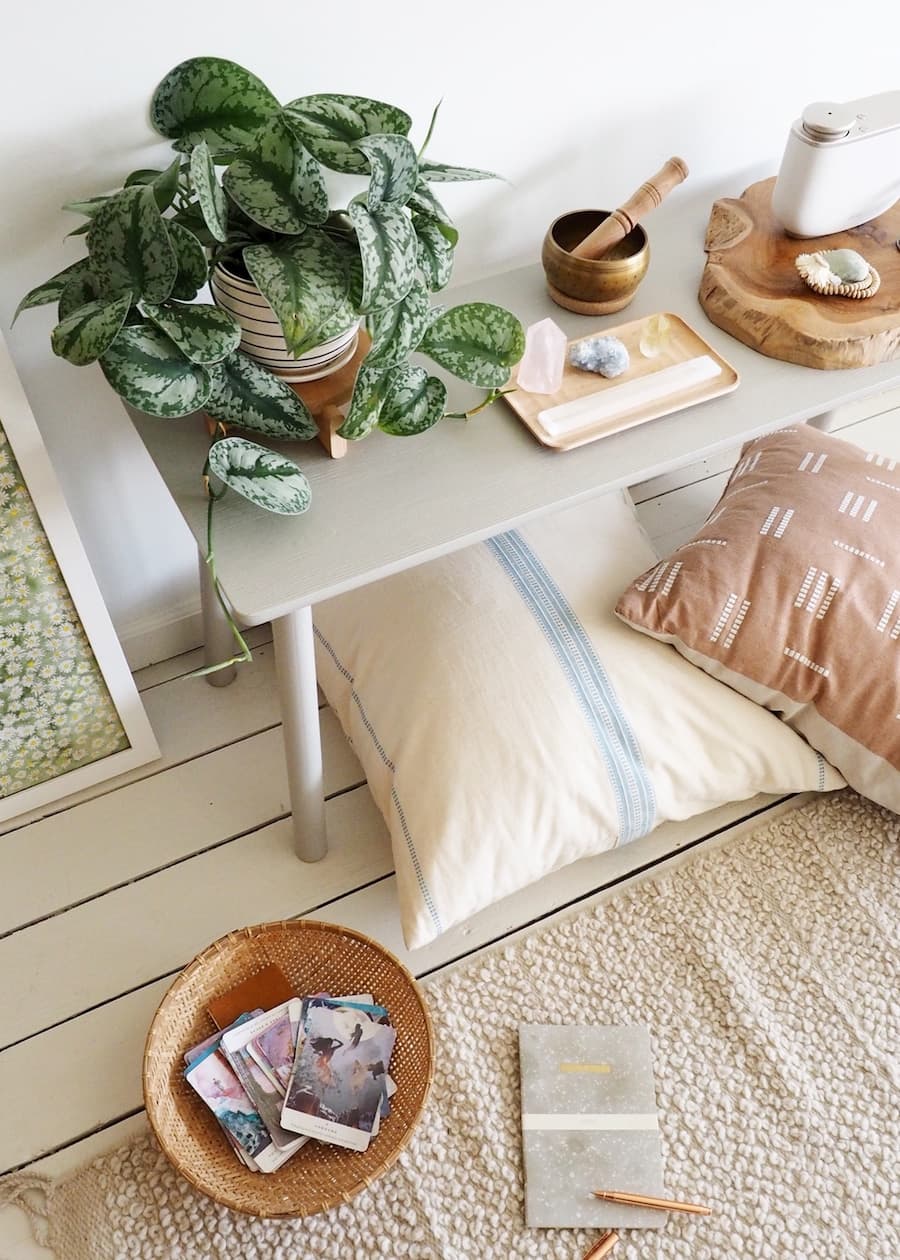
xmin=699 ymin=176 xmax=900 ymax=369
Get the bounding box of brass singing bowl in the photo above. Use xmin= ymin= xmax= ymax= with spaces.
xmin=541 ymin=209 xmax=650 ymax=315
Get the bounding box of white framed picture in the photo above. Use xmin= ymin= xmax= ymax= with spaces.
xmin=0 ymin=331 xmax=159 ymax=822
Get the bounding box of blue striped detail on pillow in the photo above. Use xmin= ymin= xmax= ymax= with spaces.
xmin=486 ymin=530 xmax=656 ymax=843
xmin=313 ymin=627 xmax=442 ymax=934
xmin=815 ymin=751 xmax=827 ymax=793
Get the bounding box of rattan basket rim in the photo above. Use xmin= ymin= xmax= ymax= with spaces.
xmin=142 ymin=918 xmax=435 ymax=1217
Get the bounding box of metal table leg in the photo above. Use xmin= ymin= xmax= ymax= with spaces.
xmin=272 ymin=606 xmax=328 ymax=862
xmin=199 ymin=552 xmax=237 ymax=687
xmin=806 ymin=409 xmax=841 ymax=433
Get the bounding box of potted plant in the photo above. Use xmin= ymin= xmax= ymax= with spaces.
xmin=16 ymin=56 xmax=525 ymax=521
xmin=15 ymin=57 xmax=525 ymax=669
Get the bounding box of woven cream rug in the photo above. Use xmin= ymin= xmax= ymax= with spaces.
xmin=3 ymin=791 xmax=898 ymax=1260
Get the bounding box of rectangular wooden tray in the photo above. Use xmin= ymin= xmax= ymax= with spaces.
xmin=504 ymin=312 xmax=739 ymax=451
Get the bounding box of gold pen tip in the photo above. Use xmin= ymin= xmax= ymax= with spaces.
xmin=581 ymin=1230 xmax=619 ymax=1259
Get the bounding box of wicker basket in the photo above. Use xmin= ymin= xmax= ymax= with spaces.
xmin=143 ymin=920 xmax=434 ymax=1218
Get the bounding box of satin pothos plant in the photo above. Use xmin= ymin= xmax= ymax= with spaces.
xmin=17 ymin=56 xmax=523 ymax=508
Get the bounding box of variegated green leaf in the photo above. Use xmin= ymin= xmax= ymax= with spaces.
xmin=208 ymin=437 xmax=311 ymax=514
xmin=51 ymin=293 xmax=132 ymax=366
xmin=123 ymin=162 xmax=186 ymax=214
xmin=365 ymin=278 xmax=430 ymax=364
xmin=243 ymin=231 xmax=356 ymax=356
xmin=407 ymin=180 xmax=453 ymax=227
xmin=124 ymin=168 xmax=164 ymax=186
xmin=99 ymin=325 xmax=212 ymax=417
xmin=419 ymin=302 xmax=525 ymax=388
xmin=150 ymin=57 xmax=279 ymax=153
xmin=14 ymin=258 xmax=90 ymax=323
xmin=190 ymin=140 xmax=228 ymax=243
xmin=413 ymin=217 xmax=455 ymax=291
xmin=417 ymin=98 xmax=442 ymax=161
xmin=337 ymin=363 xmax=390 ymax=439
xmin=283 ymin=94 xmax=412 ymax=174
xmin=434 ymin=219 xmax=459 ymax=246
xmin=167 ymin=222 xmax=209 ymax=300
xmin=58 ymin=270 xmax=101 ymax=319
xmin=205 ymin=351 xmax=317 ymax=439
xmin=222 ymin=196 xmax=273 ymax=244
xmin=223 ymin=115 xmax=327 ymax=234
xmin=419 ymin=160 xmax=500 ymax=182
xmin=348 ymin=202 xmax=417 ymax=312
xmin=426 ymin=303 xmax=447 ymax=329
xmin=149 ymin=156 xmax=183 ymax=212
xmin=171 ymin=204 xmax=219 ymax=250
xmin=88 ymin=185 xmax=177 ymax=304
xmin=62 ymin=195 xmax=109 ymax=218
xmin=328 ymin=230 xmax=365 ymax=310
xmin=143 ymin=302 xmax=240 ymax=365
xmin=356 ymin=134 xmax=418 ymax=208
xmin=378 ymin=365 xmax=447 ymax=436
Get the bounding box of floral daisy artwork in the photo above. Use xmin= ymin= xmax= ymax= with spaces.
xmin=0 ymin=423 xmax=129 ymax=798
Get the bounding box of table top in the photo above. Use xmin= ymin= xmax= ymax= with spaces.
xmin=134 ymin=198 xmax=900 ymax=624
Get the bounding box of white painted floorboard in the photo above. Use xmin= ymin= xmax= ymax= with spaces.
xmin=1 ymin=404 xmax=897 ymax=1257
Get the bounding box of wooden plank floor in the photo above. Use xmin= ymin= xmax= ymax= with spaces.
xmin=1 ymin=403 xmax=897 ymax=1257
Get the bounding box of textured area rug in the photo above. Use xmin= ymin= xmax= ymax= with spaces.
xmin=3 ymin=791 xmax=898 ymax=1260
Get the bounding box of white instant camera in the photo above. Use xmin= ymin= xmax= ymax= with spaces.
xmin=772 ymin=90 xmax=900 ymax=236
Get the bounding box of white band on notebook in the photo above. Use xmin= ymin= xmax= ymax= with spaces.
xmin=521 ymin=1113 xmax=660 ymax=1131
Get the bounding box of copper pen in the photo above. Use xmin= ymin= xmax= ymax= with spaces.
xmin=592 ymin=1190 xmax=711 ymax=1216
xmin=582 ymin=1230 xmax=619 ymax=1259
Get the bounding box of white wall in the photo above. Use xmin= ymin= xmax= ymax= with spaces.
xmin=2 ymin=0 xmax=896 ymax=664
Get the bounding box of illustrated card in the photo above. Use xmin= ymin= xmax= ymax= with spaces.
xmin=184 ymin=1010 xmax=261 ymax=1067
xmin=183 ymin=1013 xmax=263 ymax=1169
xmin=247 ymin=1014 xmax=295 ymax=1092
xmin=221 ymin=1000 xmax=308 ymax=1155
xmin=185 ymin=1048 xmax=271 ymax=1165
xmin=281 ymin=1004 xmax=396 ymax=1151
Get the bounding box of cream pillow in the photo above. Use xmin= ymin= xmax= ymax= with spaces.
xmin=314 ymin=491 xmax=842 ymax=949
xmin=617 ymin=426 xmax=899 ymax=813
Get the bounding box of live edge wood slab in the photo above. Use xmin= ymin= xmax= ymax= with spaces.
xmin=699 ymin=177 xmax=900 ymax=370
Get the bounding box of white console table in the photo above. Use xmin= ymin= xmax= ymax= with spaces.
xmin=133 ymin=202 xmax=900 ymax=861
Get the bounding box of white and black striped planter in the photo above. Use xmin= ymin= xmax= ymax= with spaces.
xmin=211 ymin=263 xmax=358 ymax=382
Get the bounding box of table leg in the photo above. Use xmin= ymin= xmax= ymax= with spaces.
xmin=272 ymin=607 xmax=328 ymax=862
xmin=198 ymin=552 xmax=237 ymax=688
xmin=806 ymin=409 xmax=841 ymax=434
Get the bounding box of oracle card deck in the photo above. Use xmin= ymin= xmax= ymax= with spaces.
xmin=184 ymin=986 xmax=396 ymax=1172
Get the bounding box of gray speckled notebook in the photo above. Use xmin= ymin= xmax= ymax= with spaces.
xmin=519 ymin=1024 xmax=665 ymax=1229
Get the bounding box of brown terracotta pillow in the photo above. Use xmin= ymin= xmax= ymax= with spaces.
xmin=616 ymin=425 xmax=900 ymax=813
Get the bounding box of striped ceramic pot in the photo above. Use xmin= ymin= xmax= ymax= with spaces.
xmin=210 ymin=262 xmax=358 ymax=383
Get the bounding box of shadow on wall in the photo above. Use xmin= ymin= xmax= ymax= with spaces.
xmin=447 ymin=85 xmax=788 ymax=287
xmin=1 ymin=111 xmax=170 ymax=268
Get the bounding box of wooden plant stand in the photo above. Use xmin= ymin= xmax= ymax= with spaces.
xmin=699 ymin=177 xmax=900 ymax=370
xmin=204 ymin=332 xmax=369 ymax=459
xmin=290 ymin=329 xmax=370 ymax=458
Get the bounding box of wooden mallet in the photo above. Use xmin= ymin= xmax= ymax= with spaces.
xmin=571 ymin=157 xmax=689 ymax=260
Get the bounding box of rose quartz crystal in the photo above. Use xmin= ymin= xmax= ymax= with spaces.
xmin=517 ymin=317 xmax=567 ymax=393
